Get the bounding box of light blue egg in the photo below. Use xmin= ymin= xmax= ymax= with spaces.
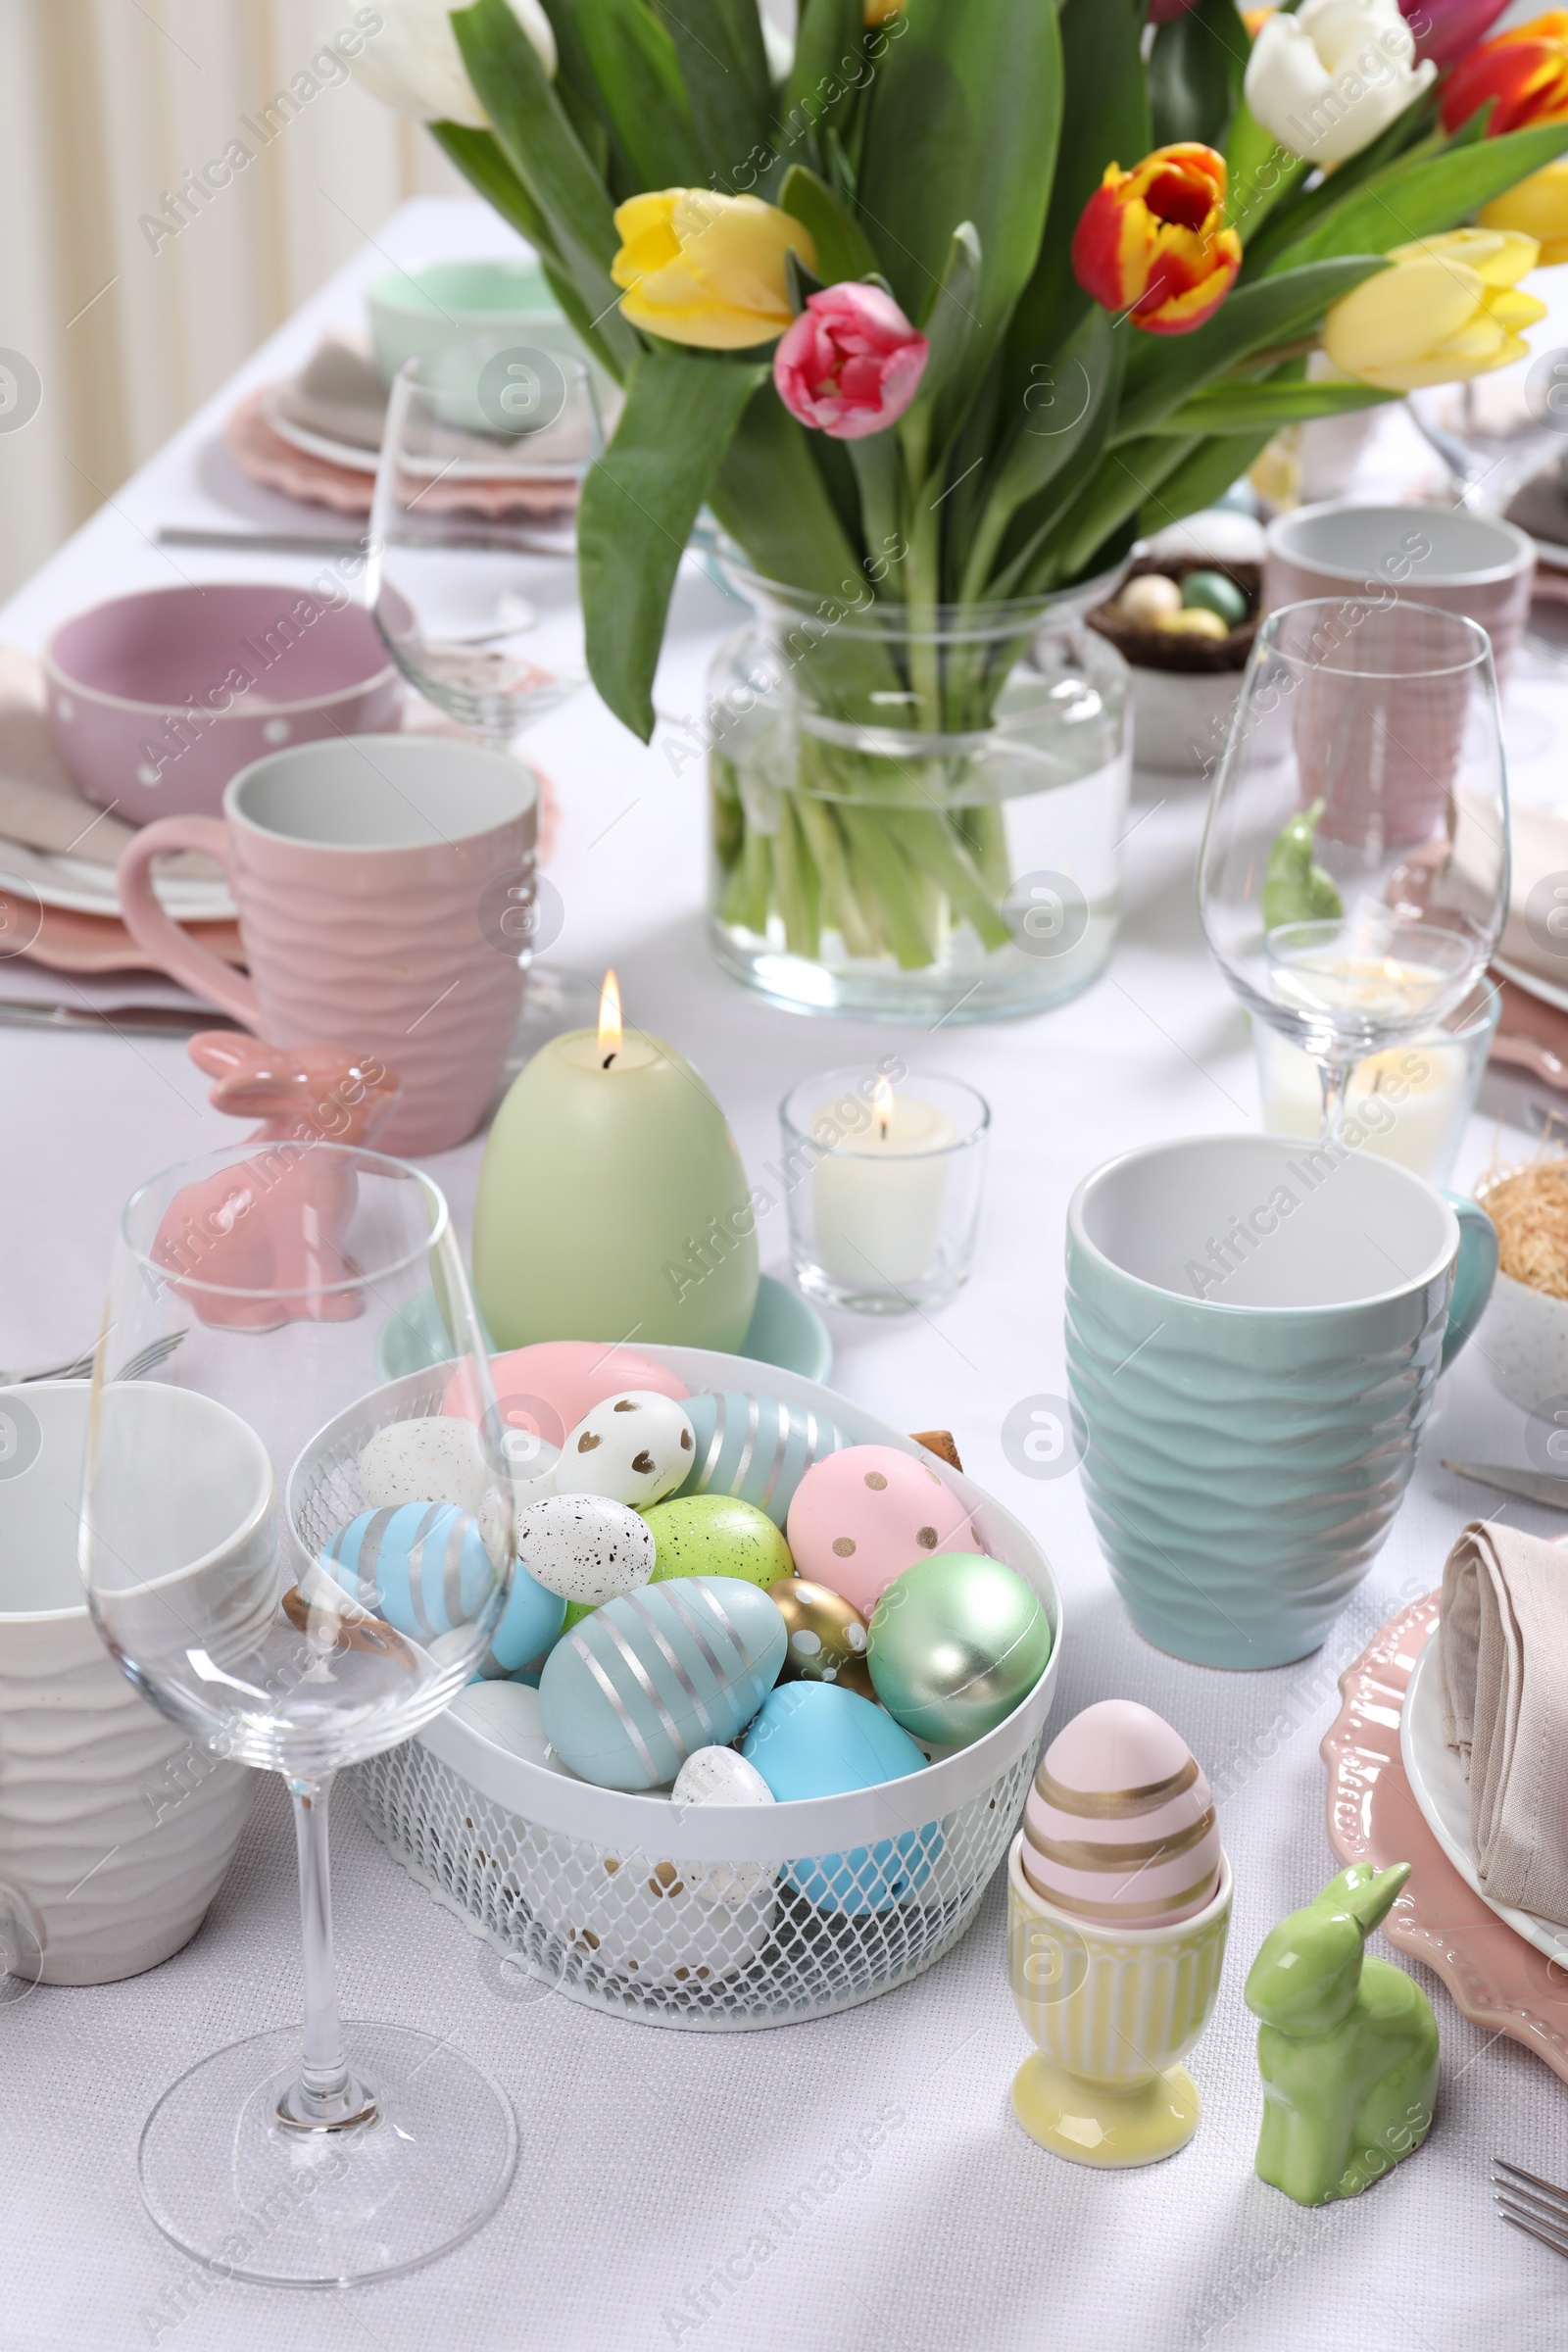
xmin=538 ymin=1575 xmax=787 ymax=1790
xmin=741 ymin=1682 xmax=941 ymax=1913
xmin=320 ymin=1502 xmax=563 ymax=1676
xmin=676 ymin=1392 xmax=851 ymax=1528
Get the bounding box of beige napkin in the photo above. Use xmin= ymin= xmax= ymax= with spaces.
xmin=1441 ymin=1520 xmax=1568 ymax=1923
xmin=273 ymin=336 xmax=388 ymax=453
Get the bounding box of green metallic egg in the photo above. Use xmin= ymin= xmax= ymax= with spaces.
xmin=643 ymin=1494 xmax=794 ymax=1590
xmin=1181 ymin=568 xmax=1248 ymax=629
xmin=867 ymin=1553 xmax=1052 ymax=1745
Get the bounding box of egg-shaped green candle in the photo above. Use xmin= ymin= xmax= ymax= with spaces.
xmin=473 ymin=990 xmax=760 ymax=1349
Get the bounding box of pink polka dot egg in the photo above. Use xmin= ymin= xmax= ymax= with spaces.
xmin=785 ymin=1444 xmax=974 ymax=1618
xmin=1021 ymin=1699 xmax=1221 ymax=1929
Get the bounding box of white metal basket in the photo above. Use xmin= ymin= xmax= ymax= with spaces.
xmin=321 ymin=1346 xmax=1062 ymax=2031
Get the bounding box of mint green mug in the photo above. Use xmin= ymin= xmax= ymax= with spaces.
xmin=1065 ymin=1135 xmax=1495 ymax=1669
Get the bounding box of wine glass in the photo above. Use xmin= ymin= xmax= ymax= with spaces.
xmin=1200 ymin=598 xmax=1508 ymax=1142
xmin=368 ymin=339 xmax=604 ymax=1046
xmin=79 ymin=1142 xmax=520 ymax=2285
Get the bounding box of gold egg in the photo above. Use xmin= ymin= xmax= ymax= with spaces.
xmin=767 ymin=1576 xmax=874 ymax=1699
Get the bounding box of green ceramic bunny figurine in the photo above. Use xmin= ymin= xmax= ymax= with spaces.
xmin=1244 ymin=1863 xmax=1439 ymax=2206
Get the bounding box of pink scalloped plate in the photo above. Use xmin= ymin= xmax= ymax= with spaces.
xmin=1322 ymin=1592 xmax=1568 ymax=2084
xmin=223 ymin=388 xmax=580 ymax=521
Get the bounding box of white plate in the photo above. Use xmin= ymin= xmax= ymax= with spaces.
xmin=265 ymin=389 xmax=380 ymax=475
xmin=264 ymin=388 xmax=586 ymax=485
xmin=1399 ymin=1626 xmax=1568 ymax=1961
xmin=0 ymin=837 xmax=234 ymax=923
xmin=1494 ymin=956 xmax=1568 ymax=1019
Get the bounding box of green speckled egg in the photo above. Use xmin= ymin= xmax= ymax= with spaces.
xmin=1181 ymin=568 xmax=1248 ymax=628
xmin=867 ymin=1552 xmax=1052 ymax=1746
xmin=644 ymin=1494 xmax=794 ymax=1590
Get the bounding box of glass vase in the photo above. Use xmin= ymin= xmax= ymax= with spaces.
xmin=704 ymin=562 xmax=1131 ymax=1023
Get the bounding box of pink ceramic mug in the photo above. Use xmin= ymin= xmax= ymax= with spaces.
xmin=117 ymin=736 xmax=535 ymax=1155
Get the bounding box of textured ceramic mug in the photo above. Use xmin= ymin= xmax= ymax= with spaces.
xmin=1007 ymin=1838 xmax=1232 ymax=2168
xmin=0 ymin=1383 xmax=257 ymax=1984
xmin=1065 ymin=1135 xmax=1496 ymax=1668
xmin=117 ymin=736 xmax=535 ymax=1155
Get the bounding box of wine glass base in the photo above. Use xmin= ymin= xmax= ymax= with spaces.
xmin=138 ymin=2022 xmax=516 ymax=2287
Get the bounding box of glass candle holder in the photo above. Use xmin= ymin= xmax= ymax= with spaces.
xmin=1253 ymin=974 xmax=1499 ymax=1186
xmin=781 ymin=1067 xmax=989 ymax=1314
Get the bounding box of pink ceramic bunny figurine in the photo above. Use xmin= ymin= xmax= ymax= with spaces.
xmin=149 ymin=1037 xmax=402 ymax=1330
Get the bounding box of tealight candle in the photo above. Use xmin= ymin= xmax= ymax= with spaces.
xmin=473 ymin=972 xmax=760 ymax=1348
xmin=780 ymin=1067 xmax=989 ymax=1314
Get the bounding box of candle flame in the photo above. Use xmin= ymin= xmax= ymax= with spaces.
xmin=598 ymin=970 xmax=622 ymax=1067
xmin=873 ymin=1076 xmax=895 ymax=1138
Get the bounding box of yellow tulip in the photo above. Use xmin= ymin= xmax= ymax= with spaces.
xmin=864 ymin=0 xmax=906 ymax=21
xmin=1480 ymin=160 xmax=1568 ymax=266
xmin=612 ymin=190 xmax=817 ymax=351
xmin=1322 ymin=227 xmax=1545 ymax=390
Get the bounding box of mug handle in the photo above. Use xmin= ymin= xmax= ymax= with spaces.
xmin=116 ymin=817 xmax=262 ymax=1031
xmin=1440 ymin=1191 xmax=1498 ymax=1374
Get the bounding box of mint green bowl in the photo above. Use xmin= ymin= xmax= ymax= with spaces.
xmin=368 ymin=259 xmax=575 ymax=386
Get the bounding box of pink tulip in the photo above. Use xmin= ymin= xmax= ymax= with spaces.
xmin=1398 ymin=0 xmax=1511 ymax=67
xmin=773 ymin=282 xmax=929 ymax=441
xmin=1149 ymin=0 xmax=1200 ymax=20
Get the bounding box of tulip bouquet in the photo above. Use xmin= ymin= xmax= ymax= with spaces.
xmin=343 ymin=0 xmax=1568 ymax=992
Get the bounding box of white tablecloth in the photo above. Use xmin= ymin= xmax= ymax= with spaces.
xmin=4 ymin=199 xmax=1567 ymax=2352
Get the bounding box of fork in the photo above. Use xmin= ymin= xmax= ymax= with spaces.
xmin=0 ymin=1331 xmax=185 ymax=1387
xmin=1494 ymin=2157 xmax=1568 ymax=2257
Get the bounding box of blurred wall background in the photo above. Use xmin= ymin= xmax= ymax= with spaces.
xmin=0 ymin=0 xmax=465 ymax=602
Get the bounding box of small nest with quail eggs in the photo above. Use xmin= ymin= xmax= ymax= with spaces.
xmin=1088 ymin=557 xmax=1260 ymax=674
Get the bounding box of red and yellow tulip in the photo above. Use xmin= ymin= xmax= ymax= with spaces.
xmin=1440 ymin=10 xmax=1568 ymax=134
xmin=1071 ymin=143 xmax=1242 ymax=335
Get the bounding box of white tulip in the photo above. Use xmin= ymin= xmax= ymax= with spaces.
xmin=1244 ymin=0 xmax=1436 ymax=166
xmin=323 ymin=0 xmax=557 ymax=127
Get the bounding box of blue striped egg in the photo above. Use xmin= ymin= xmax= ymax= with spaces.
xmin=320 ymin=1502 xmax=564 ymax=1677
xmin=538 ymin=1575 xmax=787 ymax=1790
xmin=675 ymin=1392 xmax=851 ymax=1528
xmin=741 ymin=1682 xmax=942 ymax=1913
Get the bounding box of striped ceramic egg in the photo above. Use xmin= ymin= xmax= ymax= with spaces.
xmin=538 ymin=1575 xmax=786 ymax=1790
xmin=1021 ymin=1700 xmax=1221 ymax=1928
xmin=674 ymin=1392 xmax=851 ymax=1528
xmin=319 ymin=1502 xmax=564 ymax=1678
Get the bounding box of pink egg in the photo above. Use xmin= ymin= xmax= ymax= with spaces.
xmin=785 ymin=1444 xmax=974 ymax=1617
xmin=442 ymin=1343 xmax=690 ymax=1451
xmin=1020 ymin=1699 xmax=1221 ymax=1929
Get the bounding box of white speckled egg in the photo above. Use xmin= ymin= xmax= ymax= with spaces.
xmin=670 ymin=1745 xmax=777 ymax=1910
xmin=1021 ymin=1699 xmax=1221 ymax=1928
xmin=360 ymin=1417 xmax=491 ymax=1517
xmin=554 ymin=1391 xmax=696 ymax=1508
xmin=515 ymin=1492 xmax=656 ymax=1606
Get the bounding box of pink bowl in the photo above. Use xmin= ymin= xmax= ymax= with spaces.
xmin=44 ymin=582 xmax=402 ymax=821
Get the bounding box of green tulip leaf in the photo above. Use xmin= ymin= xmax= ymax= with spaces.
xmin=917 ymin=221 xmax=983 ymax=414
xmin=1137 ymin=428 xmax=1277 ymax=541
xmin=573 ymin=0 xmax=705 ymax=193
xmin=783 ymin=0 xmax=867 ymax=160
xmin=710 ymin=379 xmax=864 ymax=596
xmin=856 ymin=0 xmax=1063 ymax=407
xmin=1270 ymin=115 xmax=1568 ymax=269
xmin=579 ymin=352 xmax=766 ymax=741
xmin=1149 ymin=0 xmax=1247 ymax=152
xmin=1148 ymin=375 xmax=1398 ymax=433
xmin=1114 ymin=254 xmax=1390 ymax=440
xmin=1224 ymin=102 xmax=1309 ymax=247
xmin=779 ymin=165 xmax=881 ymax=285
xmin=647 ymin=0 xmax=772 ymax=179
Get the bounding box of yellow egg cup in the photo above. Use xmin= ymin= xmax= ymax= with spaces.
xmin=1005 ymin=1837 xmax=1232 ymax=2169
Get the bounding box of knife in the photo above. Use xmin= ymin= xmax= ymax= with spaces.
xmin=1442 ymin=1459 xmax=1568 ymax=1509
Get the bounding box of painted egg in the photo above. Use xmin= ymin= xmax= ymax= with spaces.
xmin=785 ymin=1444 xmax=974 ymax=1617
xmin=515 ymin=1492 xmax=656 ymax=1607
xmin=768 ymin=1575 xmax=874 ymax=1699
xmin=675 ymin=1391 xmax=851 ymax=1527
xmin=867 ymin=1553 xmax=1052 ymax=1746
xmin=523 ymin=1828 xmax=776 ymax=1990
xmin=441 ymin=1342 xmax=690 ymax=1455
xmin=320 ymin=1502 xmax=563 ymax=1677
xmin=741 ymin=1681 xmax=941 ymax=1913
xmin=539 ymin=1575 xmax=787 ymax=1790
xmin=555 ymin=1391 xmax=696 ymax=1509
xmin=670 ymin=1744 xmax=777 ymax=1909
xmin=644 ymin=1494 xmax=794 ymax=1590
xmin=360 ymin=1416 xmax=492 ymax=1517
xmin=1021 ymin=1699 xmax=1221 ymax=1928
xmin=1118 ymin=571 xmax=1182 ymax=625
xmin=448 ymin=1679 xmax=577 ymax=1776
xmin=1182 ymin=566 xmax=1248 ymax=627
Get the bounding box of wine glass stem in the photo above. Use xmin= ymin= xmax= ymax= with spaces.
xmin=284 ymin=1774 xmax=365 ymax=2128
xmin=1318 ymin=1058 xmax=1353 ymax=1145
